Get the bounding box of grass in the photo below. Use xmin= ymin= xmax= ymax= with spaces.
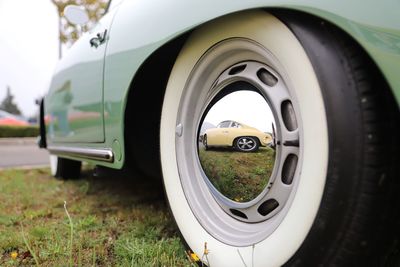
xmin=199 ymin=147 xmax=276 ymax=202
xmin=0 ymin=125 xmax=39 ymax=138
xmin=0 ymin=167 xmax=196 ymax=266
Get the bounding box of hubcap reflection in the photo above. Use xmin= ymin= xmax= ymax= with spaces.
xmin=174 ymin=39 xmax=304 ymax=244
xmin=193 ymin=61 xmax=300 ymax=223
xmin=198 ymin=89 xmax=276 ymax=203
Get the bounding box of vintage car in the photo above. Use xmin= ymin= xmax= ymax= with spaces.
xmin=39 ymin=0 xmax=400 ymax=266
xmin=203 ymin=120 xmax=272 ymax=152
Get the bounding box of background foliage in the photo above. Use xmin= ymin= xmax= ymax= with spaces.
xmin=0 ymin=126 xmax=39 ymax=138
xmin=51 ymin=0 xmax=109 ymax=48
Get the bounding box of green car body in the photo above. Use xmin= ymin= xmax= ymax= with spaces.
xmin=43 ymin=0 xmax=400 ymax=169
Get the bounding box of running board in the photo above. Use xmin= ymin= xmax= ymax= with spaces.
xmin=47 ymin=146 xmax=114 ymax=163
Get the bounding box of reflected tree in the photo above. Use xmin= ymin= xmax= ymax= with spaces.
xmin=51 ymin=0 xmax=109 ymax=55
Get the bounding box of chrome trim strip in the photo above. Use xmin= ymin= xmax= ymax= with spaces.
xmin=47 ymin=146 xmax=114 ymax=163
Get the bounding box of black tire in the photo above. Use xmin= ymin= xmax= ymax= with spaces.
xmin=50 ymin=155 xmax=81 ymax=180
xmin=203 ymin=134 xmax=208 ymax=150
xmin=276 ymin=11 xmax=400 ymax=267
xmin=234 ymin=136 xmax=259 ymax=152
xmin=160 ymin=11 xmax=400 ymax=267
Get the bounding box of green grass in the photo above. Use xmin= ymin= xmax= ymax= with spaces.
xmin=199 ymin=147 xmax=276 ymax=202
xmin=0 ymin=125 xmax=39 ymax=138
xmin=0 ymin=167 xmax=196 ymax=266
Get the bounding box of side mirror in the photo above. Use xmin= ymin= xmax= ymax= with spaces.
xmin=64 ymin=5 xmax=89 ymax=26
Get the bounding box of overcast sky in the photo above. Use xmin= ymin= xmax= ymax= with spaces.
xmin=204 ymin=91 xmax=275 ymax=133
xmin=0 ymin=0 xmax=59 ymax=117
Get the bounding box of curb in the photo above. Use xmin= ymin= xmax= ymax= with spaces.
xmin=0 ymin=137 xmax=38 ymax=145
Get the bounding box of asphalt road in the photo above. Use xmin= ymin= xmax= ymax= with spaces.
xmin=0 ymin=138 xmax=50 ymax=169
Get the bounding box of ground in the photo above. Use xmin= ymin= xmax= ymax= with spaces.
xmin=0 ymin=166 xmax=197 ymax=266
xmin=198 ymin=147 xmax=275 ymax=202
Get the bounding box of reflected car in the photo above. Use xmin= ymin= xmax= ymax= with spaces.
xmin=38 ymin=1 xmax=400 ymax=266
xmin=203 ymin=120 xmax=272 ymax=152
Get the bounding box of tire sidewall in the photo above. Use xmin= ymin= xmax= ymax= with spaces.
xmin=49 ymin=154 xmax=59 ymax=177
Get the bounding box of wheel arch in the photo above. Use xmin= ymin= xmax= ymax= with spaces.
xmin=123 ymin=33 xmax=189 ymax=177
xmin=271 ymin=8 xmax=399 ymax=91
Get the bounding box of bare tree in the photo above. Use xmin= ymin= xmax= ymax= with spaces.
xmin=0 ymin=86 xmax=22 ymax=115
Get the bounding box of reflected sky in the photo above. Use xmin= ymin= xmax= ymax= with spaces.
xmin=204 ymin=90 xmax=274 ymax=132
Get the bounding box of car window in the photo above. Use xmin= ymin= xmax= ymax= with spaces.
xmin=230 ymin=122 xmax=240 ymax=128
xmin=217 ymin=121 xmax=231 ymax=128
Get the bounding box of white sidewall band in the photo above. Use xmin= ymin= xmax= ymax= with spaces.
xmin=50 ymin=154 xmax=58 ymax=177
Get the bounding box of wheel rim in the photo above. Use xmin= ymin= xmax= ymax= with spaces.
xmin=236 ymin=137 xmax=257 ymax=151
xmin=174 ymin=38 xmax=303 ymax=245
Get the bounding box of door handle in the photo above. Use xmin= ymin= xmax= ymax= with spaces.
xmin=90 ymin=29 xmax=108 ymax=48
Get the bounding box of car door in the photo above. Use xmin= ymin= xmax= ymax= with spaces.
xmin=219 ymin=121 xmax=232 ymax=145
xmin=46 ymin=7 xmax=116 ymax=143
xmin=226 ymin=121 xmax=243 ymax=144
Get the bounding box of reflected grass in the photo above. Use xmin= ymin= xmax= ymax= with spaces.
xmin=199 ymin=147 xmax=275 ymax=202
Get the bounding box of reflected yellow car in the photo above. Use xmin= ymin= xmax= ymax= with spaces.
xmin=203 ymin=120 xmax=272 ymax=152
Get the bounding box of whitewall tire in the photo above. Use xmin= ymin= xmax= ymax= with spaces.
xmin=160 ymin=10 xmax=399 ymax=267
xmin=49 ymin=154 xmax=81 ymax=180
xmin=161 ymin=11 xmax=327 ymax=266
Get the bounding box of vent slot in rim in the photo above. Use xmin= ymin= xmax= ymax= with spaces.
xmin=281 ymin=100 xmax=298 ymax=131
xmin=257 ymin=199 xmax=279 ymax=216
xmin=282 ymin=154 xmax=298 ymax=185
xmin=230 ymin=209 xmax=248 ymax=219
xmin=257 ymin=68 xmax=278 ymax=87
xmin=228 ymin=64 xmax=247 ymax=75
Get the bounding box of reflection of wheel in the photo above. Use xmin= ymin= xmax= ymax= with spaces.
xmin=50 ymin=155 xmax=81 ymax=180
xmin=160 ymin=11 xmax=399 ymax=266
xmin=203 ymin=134 xmax=208 ymax=150
xmin=234 ymin=136 xmax=259 ymax=152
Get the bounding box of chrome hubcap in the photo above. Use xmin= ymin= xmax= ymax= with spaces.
xmin=175 ymin=39 xmax=303 ymax=245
